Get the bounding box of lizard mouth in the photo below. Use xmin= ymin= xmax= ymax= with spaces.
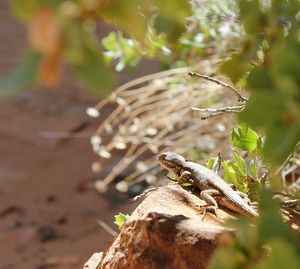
xmin=157 ymin=152 xmax=183 ymax=175
xmin=157 ymin=152 xmax=173 ymax=168
xmin=157 ymin=152 xmax=167 ymax=163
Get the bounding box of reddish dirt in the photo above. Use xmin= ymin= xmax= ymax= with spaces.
xmin=0 ymin=88 xmax=139 ymax=269
xmin=0 ymin=2 xmax=159 ymax=268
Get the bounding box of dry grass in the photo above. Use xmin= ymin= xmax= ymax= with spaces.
xmin=86 ymin=59 xmax=246 ymax=192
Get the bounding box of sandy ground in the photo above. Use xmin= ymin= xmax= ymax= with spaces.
xmin=0 ymin=88 xmax=139 ymax=269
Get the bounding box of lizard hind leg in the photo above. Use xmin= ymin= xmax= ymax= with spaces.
xmin=199 ymin=189 xmax=220 ymax=219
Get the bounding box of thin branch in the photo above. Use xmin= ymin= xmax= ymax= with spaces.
xmin=199 ymin=112 xmax=226 ymax=120
xmin=191 ymin=105 xmax=245 ymax=113
xmin=188 ymin=71 xmax=248 ymax=102
xmin=192 ymin=104 xmax=245 ymax=120
xmin=217 ymin=152 xmax=222 ymax=174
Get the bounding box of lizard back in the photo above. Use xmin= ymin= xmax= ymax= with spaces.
xmin=185 ymin=161 xmax=258 ymax=219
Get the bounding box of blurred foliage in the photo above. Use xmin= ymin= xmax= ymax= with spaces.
xmin=221 ymin=0 xmax=300 ymax=165
xmin=3 ymin=0 xmax=244 ymax=93
xmin=207 ymin=125 xmax=300 ymax=268
xmin=209 ymin=189 xmax=300 ymax=269
xmin=179 ymin=0 xmax=242 ymax=61
xmin=0 ymin=49 xmax=41 ymax=92
xmin=102 ymin=0 xmax=243 ymax=70
xmin=4 ymin=0 xmax=191 ymax=93
xmin=102 ymin=32 xmax=141 ymax=72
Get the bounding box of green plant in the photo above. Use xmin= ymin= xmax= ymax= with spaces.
xmin=205 ymin=124 xmax=300 ymax=268
xmin=114 ymin=212 xmax=130 ymax=228
xmin=2 ymin=0 xmax=191 ymax=93
xmin=209 ymin=189 xmax=300 ymax=269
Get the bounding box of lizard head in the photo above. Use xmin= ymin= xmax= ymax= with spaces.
xmin=157 ymin=152 xmax=186 ymax=176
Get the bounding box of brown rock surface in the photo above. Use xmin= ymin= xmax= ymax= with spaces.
xmin=90 ymin=184 xmax=235 ymax=269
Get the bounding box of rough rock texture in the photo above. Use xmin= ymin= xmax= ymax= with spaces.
xmin=84 ymin=252 xmax=103 ymax=269
xmin=87 ymin=184 xmax=236 ymax=269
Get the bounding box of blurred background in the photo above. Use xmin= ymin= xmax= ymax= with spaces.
xmin=0 ymin=1 xmax=161 ymax=268
xmin=0 ymin=1 xmax=231 ymax=266
xmin=1 ymin=0 xmax=299 ymax=268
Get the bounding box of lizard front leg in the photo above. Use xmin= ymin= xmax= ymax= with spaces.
xmin=199 ymin=189 xmax=220 ymax=218
xmin=178 ymin=171 xmax=192 ymax=185
xmin=179 ymin=172 xmax=221 ymax=218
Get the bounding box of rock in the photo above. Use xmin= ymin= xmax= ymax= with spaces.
xmin=86 ymin=184 xmax=235 ymax=269
xmin=84 ymin=253 xmax=103 ymax=269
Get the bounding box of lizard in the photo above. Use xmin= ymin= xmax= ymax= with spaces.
xmin=157 ymin=152 xmax=258 ymax=221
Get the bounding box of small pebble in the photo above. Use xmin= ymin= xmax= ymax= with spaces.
xmin=8 ymin=220 xmax=23 ymax=229
xmin=46 ymin=195 xmax=57 ymax=203
xmin=56 ymin=216 xmax=67 ymax=225
xmin=38 ymin=225 xmax=58 ymax=242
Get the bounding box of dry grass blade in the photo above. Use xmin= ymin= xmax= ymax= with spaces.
xmin=87 ymin=60 xmax=242 ymax=192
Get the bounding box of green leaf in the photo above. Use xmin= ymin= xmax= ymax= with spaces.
xmin=0 ymin=49 xmax=41 ymax=92
xmin=102 ymin=32 xmax=141 ymax=71
xmin=180 ymin=182 xmax=193 ymax=187
xmin=221 ymin=161 xmax=238 ymax=185
xmin=206 ymin=157 xmax=220 ymax=173
xmin=171 ymin=176 xmax=178 ymax=182
xmin=233 ymin=150 xmax=246 ymax=177
xmin=114 ymin=212 xmax=130 ymax=228
xmin=231 ymin=126 xmax=259 ymax=152
xmin=222 ymin=160 xmax=247 ymax=193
